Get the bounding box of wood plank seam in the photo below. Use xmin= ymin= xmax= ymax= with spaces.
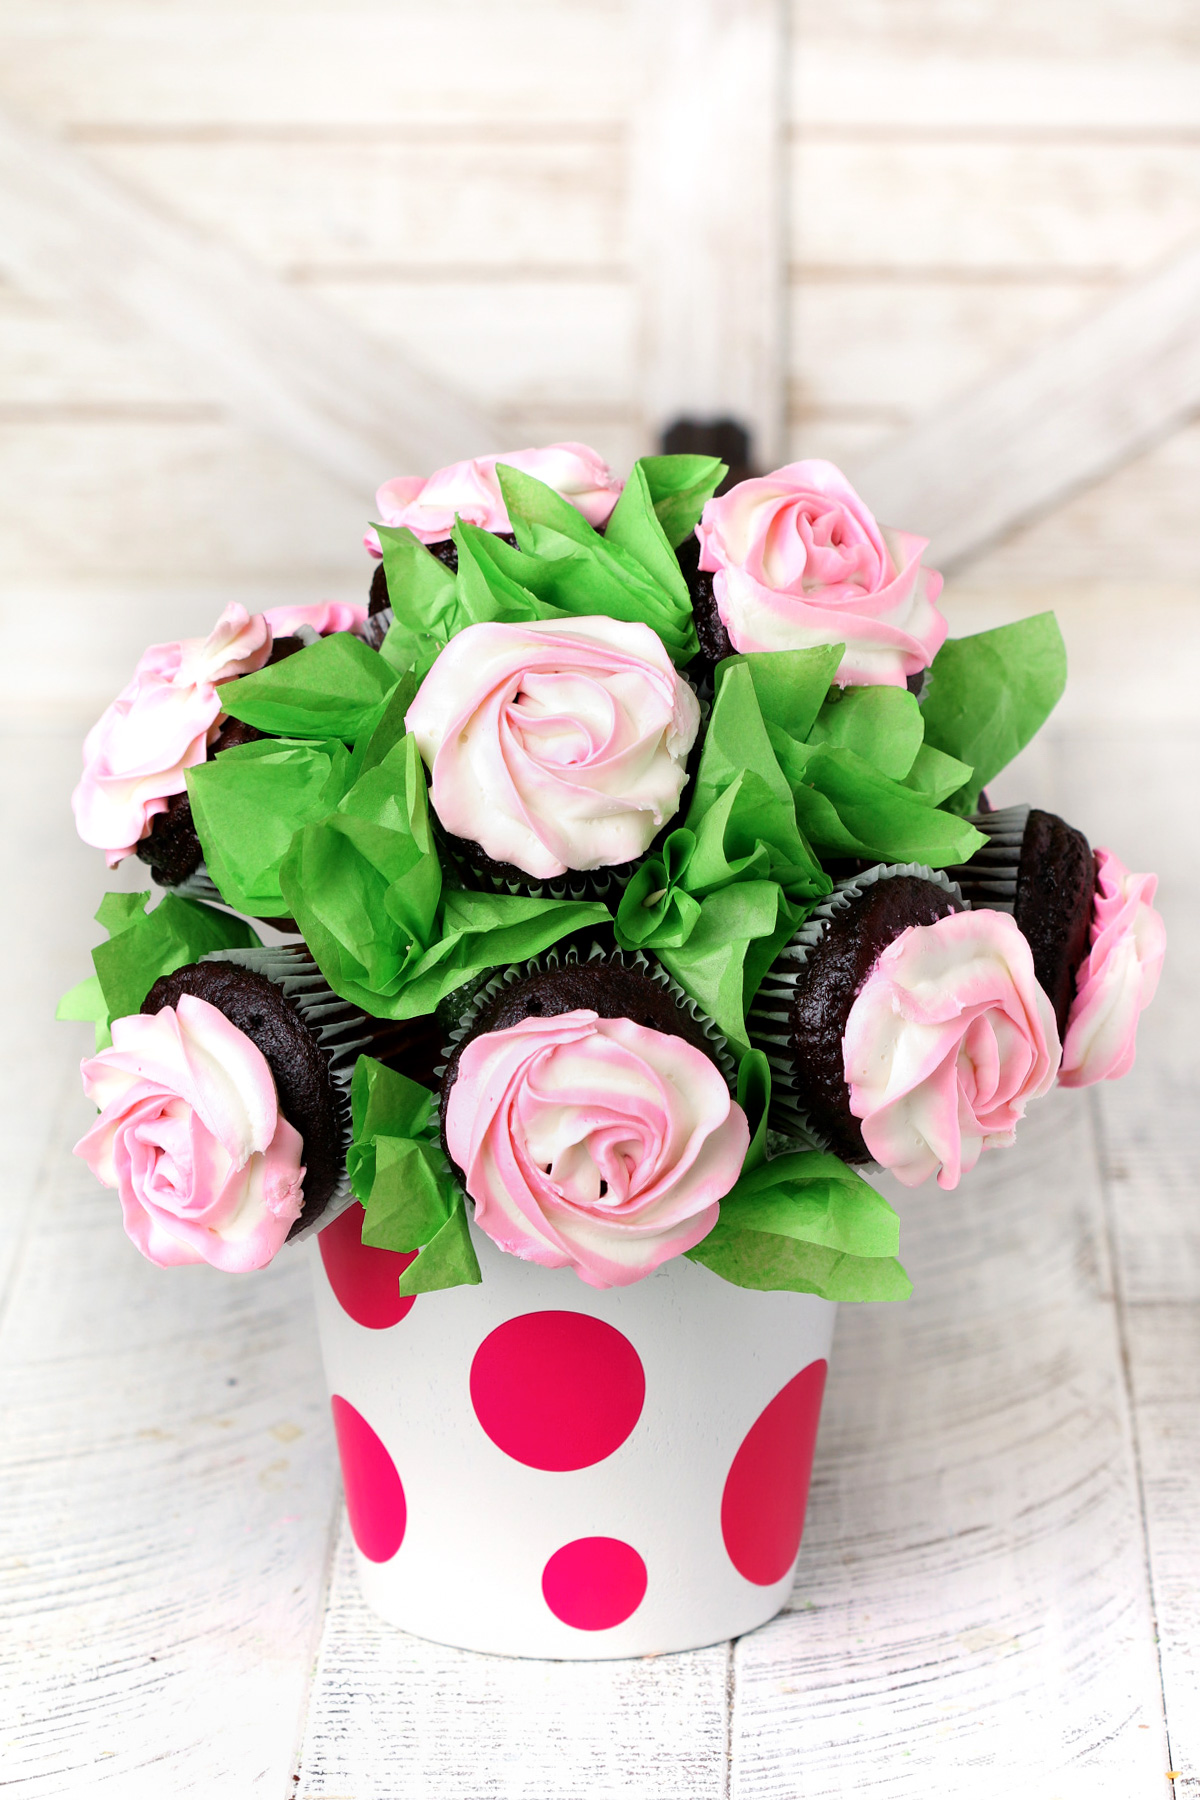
xmin=849 ymin=238 xmax=1200 ymax=569
xmin=0 ymin=101 xmax=499 ymax=489
xmin=286 ymin=1470 xmax=346 ymax=1795
xmin=1087 ymin=1083 xmax=1176 ymax=1775
xmin=0 ymin=1059 xmax=80 ymax=1337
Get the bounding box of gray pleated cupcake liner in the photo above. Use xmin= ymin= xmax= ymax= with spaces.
xmin=200 ymin=944 xmax=373 ymax=1242
xmin=745 ymin=861 xmax=966 ymax=1151
xmin=947 ymin=803 xmax=1030 ymax=911
xmin=438 ymin=938 xmax=740 ymax=1094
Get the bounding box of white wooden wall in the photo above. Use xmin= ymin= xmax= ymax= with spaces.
xmin=0 ymin=0 xmax=1197 ymax=601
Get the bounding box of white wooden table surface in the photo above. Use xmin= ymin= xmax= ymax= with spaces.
xmin=2 ymin=586 xmax=1197 ymax=1800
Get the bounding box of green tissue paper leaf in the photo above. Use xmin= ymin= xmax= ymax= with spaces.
xmin=716 ymin=645 xmax=844 ymax=746
xmin=601 ymin=461 xmax=693 ymax=602
xmin=346 ymin=669 xmax=420 ymax=783
xmin=350 ymin=1057 xmax=458 ymax=1240
xmin=921 ymin=613 xmax=1067 ymax=814
xmin=657 ymin=881 xmax=802 ymax=1055
xmin=902 ymin=740 xmax=975 ymax=806
xmin=494 ymin=463 xmax=699 ymax=664
xmin=687 ymin=1151 xmax=911 ymax=1301
xmin=68 ymin=890 xmax=260 ymax=1047
xmin=280 ymin=733 xmax=443 ymax=1011
xmin=685 ymin=660 xmax=830 ymax=901
xmin=613 ymin=829 xmax=703 ymax=951
xmin=219 ymin=632 xmax=399 ymax=741
xmin=396 ymin=1203 xmax=482 ymax=1295
xmin=281 ymin=735 xmax=609 ymax=1019
xmin=187 ymin=736 xmax=351 ymax=917
xmin=737 ymin=1048 xmax=773 ymax=1174
xmin=779 ymin=741 xmax=986 ymax=867
xmin=55 ymin=974 xmax=109 ymax=1053
xmin=806 ymin=685 xmax=924 ymax=781
xmin=636 ymin=453 xmax=726 ymax=548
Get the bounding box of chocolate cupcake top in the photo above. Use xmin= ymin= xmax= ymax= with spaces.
xmin=143 ymin=957 xmax=345 ymax=1232
xmin=950 ymin=805 xmax=1097 ymax=1038
xmin=750 ymin=864 xmax=1062 ymax=1189
xmin=756 ymin=872 xmax=963 ymax=1162
xmin=1014 ymin=809 xmax=1097 ymax=1038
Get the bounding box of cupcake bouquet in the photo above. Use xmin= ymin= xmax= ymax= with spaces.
xmin=59 ymin=442 xmax=1167 ymax=1653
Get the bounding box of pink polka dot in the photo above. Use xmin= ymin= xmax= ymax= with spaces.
xmin=542 ymin=1537 xmax=648 ymax=1630
xmin=721 ymin=1360 xmax=827 ymax=1586
xmin=330 ymin=1394 xmax=406 ymax=1563
xmin=470 ymin=1311 xmax=645 ymax=1471
xmin=318 ymin=1202 xmax=417 ymax=1330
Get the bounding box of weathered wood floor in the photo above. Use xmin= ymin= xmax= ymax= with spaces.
xmin=1 ymin=588 xmax=1196 ymax=1798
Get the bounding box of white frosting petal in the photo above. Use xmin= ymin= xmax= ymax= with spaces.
xmin=405 ymin=615 xmax=700 ymax=878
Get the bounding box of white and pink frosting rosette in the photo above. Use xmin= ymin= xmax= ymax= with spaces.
xmin=71 ymin=600 xmax=366 ymax=866
xmin=364 ymin=442 xmax=623 ymax=556
xmin=443 ymin=1007 xmax=749 ymax=1288
xmin=696 ymin=459 xmax=948 ymax=688
xmin=1059 ymin=847 xmax=1166 ymax=1088
xmin=262 ymin=600 xmax=368 ymax=639
xmin=843 ymin=908 xmax=1061 ymax=1189
xmin=74 ymin=994 xmax=306 ymax=1271
xmin=72 ymin=603 xmax=273 ymax=866
xmin=405 ymin=614 xmax=700 ymax=880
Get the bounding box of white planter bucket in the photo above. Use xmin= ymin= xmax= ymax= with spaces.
xmin=310 ymin=1204 xmax=836 ymax=1659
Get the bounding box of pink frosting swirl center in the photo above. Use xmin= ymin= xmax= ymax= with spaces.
xmin=1059 ymin=847 xmax=1165 ymax=1087
xmin=696 ymin=458 xmax=948 ymax=687
xmin=74 ymin=995 xmax=306 ymax=1271
xmin=843 ymin=907 xmax=1061 ymax=1189
xmin=405 ymin=615 xmax=700 ymax=879
xmin=444 ymin=1009 xmax=749 ymax=1288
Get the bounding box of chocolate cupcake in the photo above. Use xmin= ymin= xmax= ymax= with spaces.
xmin=748 ymin=865 xmax=965 ymax=1159
xmin=406 ymin=613 xmax=704 ymax=905
xmin=747 ymin=863 xmax=1064 ymax=1190
xmin=948 ymin=805 xmax=1097 ymax=1037
xmin=436 ymin=944 xmax=748 ymax=1289
xmin=141 ymin=946 xmax=421 ymax=1244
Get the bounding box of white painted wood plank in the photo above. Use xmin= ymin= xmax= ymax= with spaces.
xmin=0 ymin=1093 xmax=339 ymax=1798
xmin=295 ymin=1519 xmax=729 ymax=1799
xmin=847 ymin=243 xmax=1200 ymax=568
xmin=0 ymin=2 xmax=632 ymax=129
xmin=630 ymin=0 xmax=787 ymax=464
xmin=789 ymin=278 xmax=1101 ymax=417
xmin=84 ymin=135 xmax=625 ymax=276
xmin=792 ymin=141 xmax=1200 ymax=275
xmin=1056 ymin=717 xmax=1200 ymax=1796
xmin=311 ymin=278 xmax=636 ymax=413
xmin=0 ymin=421 xmax=371 ymax=582
xmin=0 ymin=103 xmax=497 ymax=491
xmin=947 ymin=424 xmax=1200 ymax=586
xmin=732 ymin=1095 xmax=1171 ymax=1800
xmin=1122 ymin=1306 xmax=1200 ymax=1800
xmin=790 ymin=0 xmax=1200 ymax=61
xmin=791 ymin=50 xmax=1200 ymax=133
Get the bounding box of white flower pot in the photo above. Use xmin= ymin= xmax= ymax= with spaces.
xmin=310 ymin=1207 xmax=836 ymax=1659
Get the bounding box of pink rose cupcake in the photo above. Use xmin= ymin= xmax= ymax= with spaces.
xmin=364 ymin=441 xmax=623 ymax=616
xmin=405 ymin=614 xmax=701 ymax=898
xmin=72 ymin=601 xmax=367 ymax=893
xmin=747 ymin=865 xmax=1060 ymax=1189
xmin=74 ymin=946 xmax=421 ymax=1270
xmin=949 ymin=806 xmax=1165 ymax=1080
xmin=692 ymin=459 xmax=948 ymax=689
xmin=439 ymin=950 xmax=747 ymax=1288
